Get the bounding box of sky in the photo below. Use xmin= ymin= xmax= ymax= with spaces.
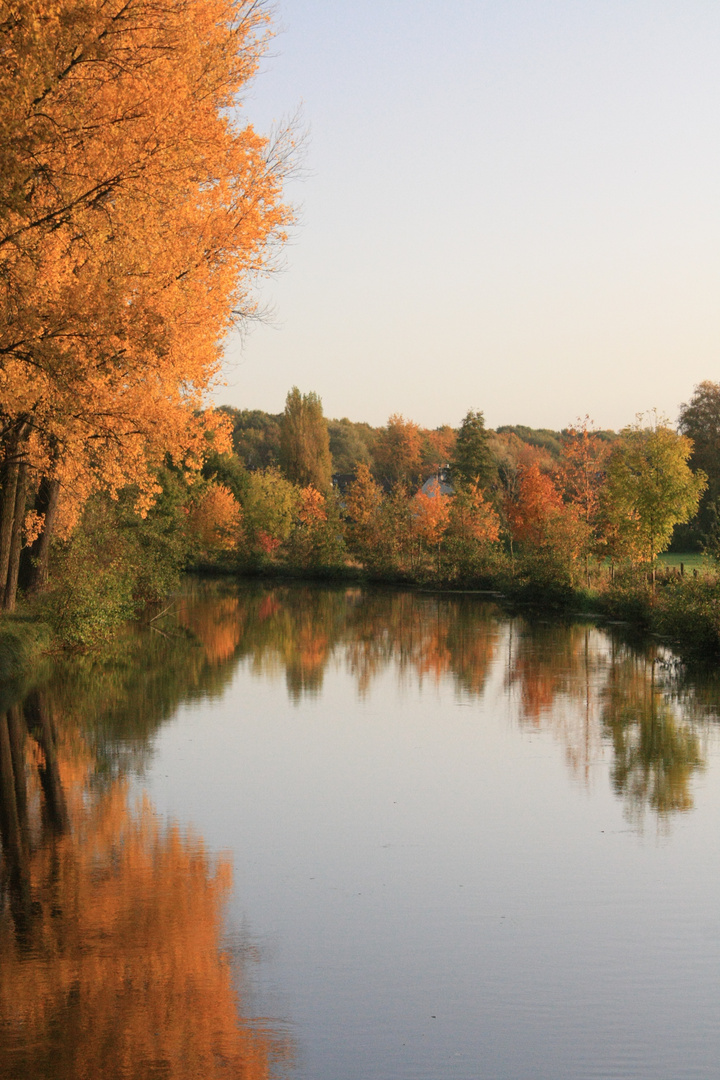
xmin=218 ymin=0 xmax=720 ymax=432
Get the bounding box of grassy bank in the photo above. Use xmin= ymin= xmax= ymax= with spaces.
xmin=0 ymin=614 xmax=54 ymax=686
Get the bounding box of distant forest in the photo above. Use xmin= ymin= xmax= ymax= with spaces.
xmin=217 ymin=390 xmax=717 ymax=556
xmin=220 ymin=405 xmax=616 ymax=482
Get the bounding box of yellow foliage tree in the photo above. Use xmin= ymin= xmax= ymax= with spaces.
xmin=0 ymin=0 xmax=291 ymax=606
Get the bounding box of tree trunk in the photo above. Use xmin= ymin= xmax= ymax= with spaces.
xmin=0 ymin=456 xmax=19 ymax=594
xmin=3 ymin=459 xmax=29 ymax=611
xmin=26 ymin=477 xmax=61 ymax=594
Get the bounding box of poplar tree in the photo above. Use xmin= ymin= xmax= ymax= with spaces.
xmin=279 ymin=388 xmax=333 ymax=492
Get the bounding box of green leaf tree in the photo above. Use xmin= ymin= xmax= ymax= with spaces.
xmin=678 ymin=381 xmax=720 ymax=537
xmin=242 ymin=467 xmax=300 ymax=559
xmin=451 ymin=410 xmax=496 ymax=489
xmin=604 ymin=415 xmax=707 ymax=567
xmin=279 ymin=388 xmax=333 ymax=492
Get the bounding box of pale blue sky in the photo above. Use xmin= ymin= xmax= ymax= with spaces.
xmin=219 ymin=0 xmax=720 ymax=431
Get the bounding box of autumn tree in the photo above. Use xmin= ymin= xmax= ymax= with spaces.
xmin=0 ymin=0 xmax=291 ymax=607
xmin=287 ymin=486 xmax=346 ymax=569
xmin=412 ymin=481 xmax=451 ymax=571
xmin=278 ymin=388 xmax=333 ymax=492
xmin=421 ymin=425 xmax=457 ymax=473
xmin=344 ymin=464 xmax=385 ymax=566
xmin=442 ymin=483 xmax=501 ymax=580
xmin=604 ymin=415 xmax=707 ymax=568
xmin=506 ymin=462 xmax=587 ymax=588
xmin=506 ymin=463 xmax=565 ymax=547
xmin=560 ymin=418 xmax=611 ymax=584
xmin=343 ymin=463 xmax=415 ymax=576
xmin=187 ymin=484 xmax=243 ymax=560
xmin=374 ymin=414 xmax=424 ymax=487
xmin=240 ymin=467 xmax=299 ymax=559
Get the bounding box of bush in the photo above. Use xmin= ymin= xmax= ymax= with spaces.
xmin=653 ymin=576 xmax=720 ymax=654
xmin=602 ymin=563 xmax=653 ymax=627
xmin=41 ymin=476 xmax=193 ymax=648
xmin=42 ymin=521 xmax=136 ymax=648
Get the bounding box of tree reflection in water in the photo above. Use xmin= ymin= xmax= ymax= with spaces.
xmin=601 ymin=651 xmax=705 ymax=821
xmin=173 ymin=582 xmax=712 ymax=826
xmin=1 ymin=580 xmax=716 ymax=1075
xmin=0 ymin=688 xmax=292 ymax=1080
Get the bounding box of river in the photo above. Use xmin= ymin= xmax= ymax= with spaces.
xmin=1 ymin=580 xmax=720 ymax=1079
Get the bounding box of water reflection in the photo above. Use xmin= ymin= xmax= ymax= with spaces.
xmin=169 ymin=582 xmax=712 ymax=825
xmin=602 ymin=653 xmax=705 ymax=819
xmin=2 ymin=582 xmax=720 ymax=1077
xmin=0 ymin=688 xmax=292 ymax=1080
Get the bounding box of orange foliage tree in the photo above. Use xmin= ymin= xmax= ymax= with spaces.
xmin=442 ymin=482 xmax=502 ymax=580
xmin=344 ymin=463 xmax=385 ymax=565
xmin=560 ymin=419 xmax=611 ymax=582
xmin=288 ymin=485 xmax=346 ymax=569
xmin=448 ymin=483 xmax=501 ymax=546
xmin=506 ymin=463 xmax=587 ymax=588
xmin=187 ymin=483 xmax=243 ymax=559
xmin=0 ymin=0 xmax=291 ymax=606
xmin=506 ymin=463 xmax=565 ymax=546
xmin=413 ymin=481 xmax=451 ymax=548
xmin=374 ymin=414 xmax=424 ymax=487
xmin=421 ymin=426 xmax=457 ymax=473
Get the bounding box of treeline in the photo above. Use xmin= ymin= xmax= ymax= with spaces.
xmin=212 ymin=383 xmax=719 ymax=571
xmin=219 ymin=385 xmax=720 ymax=562
xmin=3 ymin=376 xmax=720 ymax=649
xmin=212 ymin=390 xmax=703 ymax=582
xmin=219 ymin=403 xmax=616 ymax=488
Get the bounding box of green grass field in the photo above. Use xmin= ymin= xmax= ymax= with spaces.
xmin=658 ymin=552 xmax=708 ymax=569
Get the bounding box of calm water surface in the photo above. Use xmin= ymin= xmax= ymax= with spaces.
xmin=2 ymin=581 xmax=720 ymax=1079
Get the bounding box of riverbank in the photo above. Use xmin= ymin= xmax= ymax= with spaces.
xmin=219 ymin=557 xmax=720 ymax=660
xmin=2 ymin=556 xmax=718 ymax=689
xmin=0 ymin=614 xmax=53 ymax=685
